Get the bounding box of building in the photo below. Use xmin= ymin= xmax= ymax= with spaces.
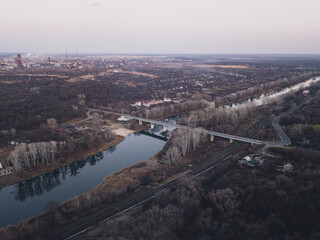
xmin=238 ymin=155 xmax=264 ymax=167
xmin=143 ymin=99 xmax=163 ymax=107
xmin=277 ymin=163 xmax=294 ymax=172
xmin=131 ymin=101 xmax=142 ymax=107
xmin=302 ymin=90 xmax=310 ymax=96
xmin=143 ymin=102 xmax=151 ymax=107
xmin=117 ymin=116 xmax=130 ymax=122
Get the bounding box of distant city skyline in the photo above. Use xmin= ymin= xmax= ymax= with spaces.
xmin=1 ymin=0 xmax=320 ymax=54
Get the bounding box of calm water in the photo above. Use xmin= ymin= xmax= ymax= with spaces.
xmin=0 ymin=128 xmax=169 ymax=227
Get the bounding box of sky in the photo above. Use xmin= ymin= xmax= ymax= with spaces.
xmin=0 ymin=0 xmax=320 ymax=54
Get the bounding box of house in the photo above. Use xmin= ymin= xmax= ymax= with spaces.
xmin=283 ymin=163 xmax=294 ymax=172
xmin=143 ymin=102 xmax=151 ymax=107
xmin=131 ymin=101 xmax=142 ymax=107
xmin=0 ymin=166 xmax=14 ymax=176
xmin=0 ymin=162 xmax=3 ymax=169
xmin=277 ymin=163 xmax=294 ymax=172
xmin=238 ymin=154 xmax=264 ymax=167
xmin=143 ymin=100 xmax=163 ymax=107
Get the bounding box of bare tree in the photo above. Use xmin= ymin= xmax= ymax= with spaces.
xmin=148 ymin=157 xmax=159 ymax=170
xmin=1 ymin=130 xmax=9 ymax=137
xmin=92 ymin=115 xmax=102 ymax=131
xmin=162 ymin=146 xmax=180 ymax=165
xmin=145 ymin=108 xmax=150 ymax=119
xmin=47 ymin=118 xmax=58 ymax=129
xmin=10 ymin=128 xmax=16 ymax=137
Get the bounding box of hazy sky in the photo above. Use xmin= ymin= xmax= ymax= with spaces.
xmin=1 ymin=0 xmax=320 ymax=54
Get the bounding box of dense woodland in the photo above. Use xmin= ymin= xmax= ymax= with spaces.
xmin=76 ymin=80 xmax=320 ymax=240
xmin=282 ymin=87 xmax=320 ymax=150
xmin=1 ymin=56 xmax=319 ymax=133
xmin=0 ymin=56 xmax=320 ymax=239
xmin=78 ymin=146 xmax=320 ymax=240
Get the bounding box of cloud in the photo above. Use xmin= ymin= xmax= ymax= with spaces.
xmin=91 ymin=2 xmax=101 ymax=7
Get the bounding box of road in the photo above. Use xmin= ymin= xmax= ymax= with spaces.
xmin=46 ymin=107 xmax=293 ymax=239
xmin=46 ymin=118 xmax=268 ymax=240
xmin=87 ymin=108 xmax=265 ymax=145
xmin=265 ymin=103 xmax=302 ymax=148
xmin=77 ymin=110 xmax=93 ymax=123
xmin=50 ymin=144 xmax=242 ymax=240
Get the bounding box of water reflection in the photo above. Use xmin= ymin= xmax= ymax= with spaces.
xmin=14 ymin=152 xmax=104 ymax=201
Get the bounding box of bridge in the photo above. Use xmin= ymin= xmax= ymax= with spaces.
xmin=88 ymin=108 xmax=265 ymax=145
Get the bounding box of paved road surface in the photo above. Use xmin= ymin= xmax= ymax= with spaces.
xmin=46 ymin=118 xmax=268 ymax=240
xmin=265 ymin=103 xmax=302 ymax=148
xmin=87 ymin=108 xmax=265 ymax=145
xmin=47 ymin=107 xmax=297 ymax=239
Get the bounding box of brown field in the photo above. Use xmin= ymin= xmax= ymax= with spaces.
xmin=192 ymin=64 xmax=250 ymax=69
xmin=117 ymin=80 xmax=141 ymax=87
xmin=111 ymin=69 xmax=158 ymax=78
xmin=67 ymin=74 xmax=96 ymax=83
xmin=15 ymin=74 xmax=68 ymax=78
xmin=0 ymin=80 xmax=21 ymax=84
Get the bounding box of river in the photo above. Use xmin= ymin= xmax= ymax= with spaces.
xmin=1 ymin=75 xmax=317 ymax=228
xmin=0 ymin=120 xmax=178 ymax=228
xmin=221 ymin=76 xmax=320 ymax=109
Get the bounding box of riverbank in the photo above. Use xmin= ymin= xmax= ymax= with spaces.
xmin=215 ymin=74 xmax=320 ymax=107
xmin=0 ymin=135 xmax=125 ymax=189
xmin=0 ymin=108 xmax=267 ymax=237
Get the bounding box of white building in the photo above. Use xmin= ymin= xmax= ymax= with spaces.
xmin=132 ymin=101 xmax=142 ymax=106
xmin=117 ymin=116 xmax=130 ymax=122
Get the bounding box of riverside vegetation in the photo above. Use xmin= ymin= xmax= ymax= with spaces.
xmin=2 ymin=76 xmax=319 ymax=239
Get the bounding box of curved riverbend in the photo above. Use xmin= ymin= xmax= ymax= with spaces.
xmin=0 ymin=132 xmax=167 ymax=228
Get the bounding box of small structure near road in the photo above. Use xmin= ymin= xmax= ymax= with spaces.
xmin=277 ymin=163 xmax=294 ymax=173
xmin=0 ymin=165 xmax=14 ymax=176
xmin=73 ymin=124 xmax=88 ymax=130
xmin=117 ymin=116 xmax=130 ymax=122
xmin=238 ymin=154 xmax=264 ymax=167
xmin=131 ymin=101 xmax=142 ymax=107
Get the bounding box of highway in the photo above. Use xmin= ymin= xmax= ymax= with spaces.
xmin=49 ymin=143 xmax=243 ymax=240
xmin=87 ymin=108 xmax=265 ymax=145
xmin=46 ymin=117 xmax=268 ymax=240
xmin=45 ymin=108 xmax=293 ymax=239
xmin=45 ymin=101 xmax=303 ymax=239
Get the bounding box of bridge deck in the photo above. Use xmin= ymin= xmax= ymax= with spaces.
xmin=88 ymin=108 xmax=265 ymax=145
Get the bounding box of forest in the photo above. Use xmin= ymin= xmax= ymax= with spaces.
xmin=78 ymin=145 xmax=320 ymax=240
